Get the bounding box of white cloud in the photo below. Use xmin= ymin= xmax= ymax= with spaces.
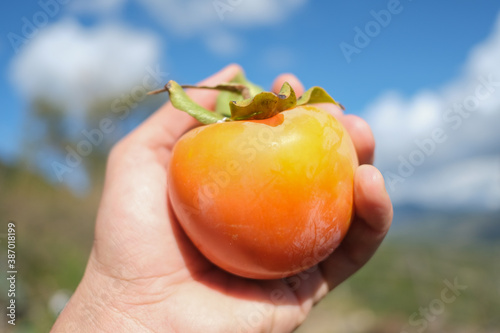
xmin=466 ymin=16 xmax=500 ymax=80
xmin=391 ymin=156 xmax=500 ymax=211
xmin=136 ymin=0 xmax=213 ymax=37
xmin=135 ymin=0 xmax=306 ymax=34
xmin=9 ymin=19 xmax=161 ymax=112
xmin=364 ymin=13 xmax=500 ymax=211
xmin=68 ymin=0 xmax=126 ymax=15
xmin=223 ymin=0 xmax=307 ymax=26
xmin=66 ymin=0 xmax=308 ymax=59
xmin=203 ymin=30 xmax=244 ymax=57
xmin=133 ymin=0 xmax=306 ymax=57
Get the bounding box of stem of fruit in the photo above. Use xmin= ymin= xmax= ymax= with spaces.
xmin=148 ymin=83 xmax=251 ymax=99
xmin=180 ymin=84 xmax=251 ymax=99
xmin=149 ymin=81 xmax=225 ymax=125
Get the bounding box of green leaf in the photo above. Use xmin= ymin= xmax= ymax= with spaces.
xmin=231 ymin=71 xmax=264 ymax=97
xmin=155 ymin=80 xmax=225 ymax=124
xmin=215 ymin=71 xmax=264 ymax=117
xmin=182 ymin=83 xmax=250 ymax=97
xmin=276 ymin=82 xmax=297 ymax=111
xmin=230 ymin=92 xmax=279 ymax=120
xmin=229 ymin=81 xmax=299 ymax=121
xmin=297 ymin=86 xmax=340 ymax=106
xmin=216 ymin=90 xmax=245 ymax=117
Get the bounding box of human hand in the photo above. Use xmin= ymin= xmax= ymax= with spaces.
xmin=52 ymin=64 xmax=393 ymax=333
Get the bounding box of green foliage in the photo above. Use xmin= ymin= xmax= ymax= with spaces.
xmin=0 ymin=162 xmax=98 ymax=332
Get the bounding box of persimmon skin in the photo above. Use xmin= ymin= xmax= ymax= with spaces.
xmin=168 ymin=106 xmax=358 ymax=279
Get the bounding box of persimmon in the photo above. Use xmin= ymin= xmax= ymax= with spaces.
xmin=149 ymin=72 xmax=358 ymax=279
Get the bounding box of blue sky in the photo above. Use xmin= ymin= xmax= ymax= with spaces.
xmin=1 ymin=0 xmax=500 ymax=210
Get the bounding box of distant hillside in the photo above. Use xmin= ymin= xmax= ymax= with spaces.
xmin=0 ymin=161 xmax=99 ymax=332
xmin=389 ymin=204 xmax=500 ymax=243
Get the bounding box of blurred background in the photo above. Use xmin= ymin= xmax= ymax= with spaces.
xmin=1 ymin=0 xmax=500 ymax=332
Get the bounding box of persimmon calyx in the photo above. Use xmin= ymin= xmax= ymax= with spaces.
xmin=147 ymin=71 xmax=342 ymax=124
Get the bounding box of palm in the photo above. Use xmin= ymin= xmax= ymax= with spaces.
xmin=93 ymin=139 xmax=314 ymax=332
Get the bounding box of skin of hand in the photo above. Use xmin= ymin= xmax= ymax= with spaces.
xmin=52 ymin=64 xmax=393 ymax=333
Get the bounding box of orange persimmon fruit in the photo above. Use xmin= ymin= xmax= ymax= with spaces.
xmin=150 ymin=72 xmax=358 ymax=279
